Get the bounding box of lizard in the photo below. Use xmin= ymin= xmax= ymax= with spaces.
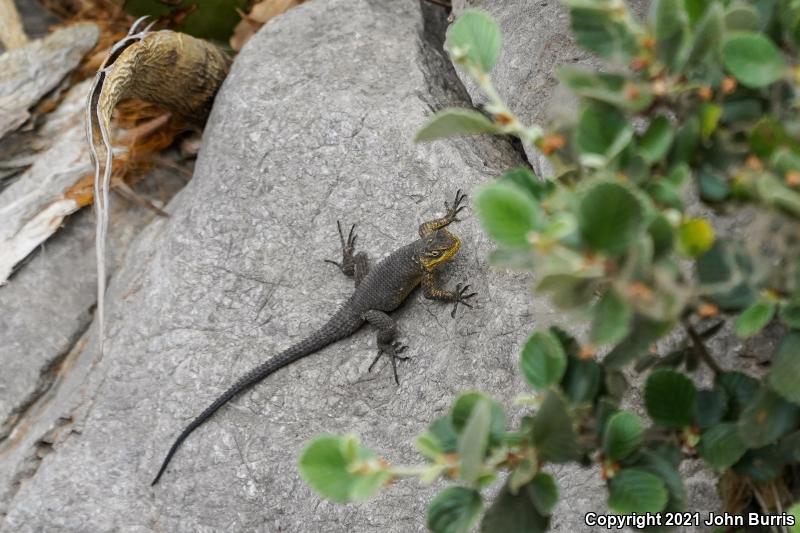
xmin=151 ymin=190 xmax=477 ymax=485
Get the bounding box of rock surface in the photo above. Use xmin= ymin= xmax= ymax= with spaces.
xmin=0 ymin=163 xmax=186 ymax=517
xmin=1 ymin=1 xmax=546 ymax=531
xmin=0 ymin=23 xmax=97 ymax=140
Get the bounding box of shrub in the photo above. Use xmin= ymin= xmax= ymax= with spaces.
xmin=300 ymin=2 xmax=800 ymax=531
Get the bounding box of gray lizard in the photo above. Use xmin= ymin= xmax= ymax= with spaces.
xmin=151 ymin=190 xmax=476 ymax=485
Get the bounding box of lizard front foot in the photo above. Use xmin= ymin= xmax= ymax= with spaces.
xmin=368 ymin=341 xmax=409 ymax=385
xmin=450 ymin=282 xmax=477 ymax=318
xmin=444 ymin=189 xmax=468 ymax=224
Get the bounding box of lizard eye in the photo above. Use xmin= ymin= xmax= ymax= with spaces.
xmin=428 ymin=250 xmax=441 ymax=258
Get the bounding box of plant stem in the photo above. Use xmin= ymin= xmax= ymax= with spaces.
xmin=683 ymin=320 xmax=723 ymax=375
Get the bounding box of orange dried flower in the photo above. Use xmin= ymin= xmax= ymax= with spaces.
xmin=698 ymin=85 xmax=713 ymax=101
xmin=697 ymin=303 xmax=719 ymax=318
xmin=540 ymin=133 xmax=566 ymax=155
xmin=721 ymin=76 xmax=737 ymax=94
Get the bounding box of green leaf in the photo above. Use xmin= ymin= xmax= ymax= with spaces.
xmin=645 ymin=369 xmax=697 ymax=428
xmin=445 ymin=9 xmax=503 ymax=73
xmin=575 ymin=103 xmax=633 ymax=165
xmin=734 ymin=298 xmax=776 ymax=338
xmin=299 ymin=435 xmax=390 ymax=502
xmin=458 ymin=400 xmax=491 ymax=485
xmin=696 ymin=241 xmax=757 ymax=311
xmin=561 ymin=355 xmax=603 ymax=404
xmin=693 ymin=387 xmax=728 ymax=430
xmin=780 ymin=299 xmax=800 ymax=329
xmin=757 ymin=174 xmax=800 ymax=218
xmin=698 ymin=423 xmax=747 ymax=470
xmin=578 ymin=181 xmax=645 ymax=256
xmin=480 ymin=482 xmax=549 ymax=533
xmin=716 ymin=371 xmax=760 ymax=418
xmin=604 ymin=318 xmax=672 ymax=369
xmin=738 ymin=388 xmax=800 ymax=447
xmin=529 ymin=473 xmax=559 ymax=516
xmin=451 ymin=392 xmax=506 ymax=446
xmin=687 ymin=2 xmax=723 ymax=65
xmin=424 ymin=415 xmax=459 ymax=454
xmin=415 ymin=108 xmax=498 ymax=142
xmin=498 ymin=167 xmax=551 ymax=200
xmin=639 ymin=116 xmax=674 ymax=164
xmin=520 ymin=330 xmax=567 ymax=390
xmin=734 ymin=445 xmax=785 ymax=482
xmin=608 ymin=468 xmax=669 ymax=514
xmin=699 ymin=103 xmax=722 ymax=140
xmin=445 ymin=9 xmax=502 ymax=73
xmin=725 ymin=4 xmax=759 ymax=31
xmin=557 ymin=67 xmax=653 ymax=112
xmin=652 ymin=0 xmax=691 ymax=70
xmin=697 ymin=168 xmax=730 ymax=202
xmin=677 ymin=218 xmax=715 ymax=257
xmin=568 ymin=0 xmax=639 ymax=59
xmin=508 ymin=458 xmax=538 ymax=494
xmin=648 ymin=215 xmax=675 ymax=258
xmin=603 ymin=411 xmax=644 ymax=461
xmin=670 ymin=115 xmax=699 ymax=164
xmin=749 ymin=118 xmax=787 ymax=158
xmin=591 ymin=289 xmax=633 ymax=345
xmin=532 ymin=390 xmax=581 ymax=463
xmin=772 ymin=148 xmax=800 ymax=177
xmin=722 ymin=32 xmax=787 ymax=88
xmin=637 ymin=448 xmax=687 ymax=512
xmin=428 ymin=487 xmax=483 ymax=533
xmin=646 ymin=179 xmax=683 ymax=209
xmin=475 ymin=183 xmax=542 ymax=248
xmin=769 ymin=332 xmax=800 ymax=405
xmin=790 ymin=502 xmax=800 ymax=533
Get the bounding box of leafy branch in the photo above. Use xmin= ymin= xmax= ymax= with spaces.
xmin=299 ymin=2 xmax=800 ymax=531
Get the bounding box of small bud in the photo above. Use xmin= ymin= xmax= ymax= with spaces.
xmin=697 ymin=303 xmax=719 ymax=318
xmin=786 ymin=170 xmax=800 ymax=187
xmin=630 ymin=56 xmax=650 ymax=71
xmin=625 ymin=83 xmax=641 ymax=100
xmin=494 ymin=111 xmax=514 ymax=126
xmin=627 ymin=282 xmax=654 ymax=302
xmin=651 ymin=78 xmax=667 ymax=96
xmin=641 ymin=36 xmax=656 ymax=50
xmin=721 ymin=76 xmax=737 ymax=94
xmin=697 ymin=85 xmax=712 ymax=101
xmin=579 ymin=344 xmax=596 ymax=360
xmin=539 ymin=133 xmax=565 ymax=155
xmin=745 ymin=155 xmax=763 ymax=171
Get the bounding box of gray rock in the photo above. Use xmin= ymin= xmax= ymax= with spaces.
xmin=0 ymin=165 xmax=186 ymax=516
xmin=2 ymin=1 xmax=546 ymax=531
xmin=0 ymin=22 xmax=97 ymax=140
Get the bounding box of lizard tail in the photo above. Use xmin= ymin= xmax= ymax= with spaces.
xmin=151 ymin=315 xmax=359 ymax=485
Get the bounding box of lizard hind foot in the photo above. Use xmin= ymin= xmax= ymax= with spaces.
xmin=325 ymin=220 xmax=359 ymax=275
xmin=368 ymin=341 xmax=409 ymax=385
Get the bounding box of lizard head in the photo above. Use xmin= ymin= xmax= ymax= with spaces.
xmin=420 ymin=229 xmax=461 ymax=271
